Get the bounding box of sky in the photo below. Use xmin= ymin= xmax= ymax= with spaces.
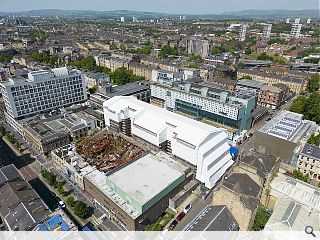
xmin=1 ymin=0 xmax=319 ymax=14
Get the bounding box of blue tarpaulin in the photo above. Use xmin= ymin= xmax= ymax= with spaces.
xmin=230 ymin=146 xmax=239 ymax=157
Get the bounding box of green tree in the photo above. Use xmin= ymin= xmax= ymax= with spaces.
xmin=0 ymin=53 xmax=13 ymax=63
xmin=257 ymin=52 xmax=272 ymax=61
xmin=308 ymin=134 xmax=320 ymax=146
xmin=111 ymin=67 xmax=143 ymax=85
xmin=241 ymin=75 xmax=252 ymax=80
xmin=56 ymin=181 xmax=65 ymax=196
xmin=88 ymin=86 xmax=97 ymax=94
xmin=289 ymin=96 xmax=307 ymax=114
xmin=303 ymin=93 xmax=320 ymax=124
xmin=67 ymin=196 xmax=75 ymax=207
xmin=48 ymin=173 xmax=57 ymax=187
xmin=159 ymin=45 xmax=178 ymax=58
xmin=252 ymin=206 xmax=270 ymax=231
xmin=308 ymin=73 xmax=320 ymax=92
xmin=73 ymin=201 xmax=91 ymax=219
xmin=188 ymin=54 xmax=202 ymax=63
xmin=292 ymin=169 xmax=309 ymax=182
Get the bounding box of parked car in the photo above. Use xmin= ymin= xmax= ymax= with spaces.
xmin=176 ymin=211 xmax=186 ymax=221
xmin=169 ymin=220 xmax=178 ymax=230
xmin=183 ymin=204 xmax=192 ymax=213
xmin=58 ymin=200 xmax=66 ymax=209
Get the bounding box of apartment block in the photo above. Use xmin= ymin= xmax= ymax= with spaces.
xmin=258 ymin=85 xmax=285 ymax=109
xmin=150 ymin=80 xmax=256 ymax=139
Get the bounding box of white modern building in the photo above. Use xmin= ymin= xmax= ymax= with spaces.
xmin=0 ymin=67 xmax=87 ymax=120
xmin=262 ymin=24 xmax=272 ymax=38
xmin=239 ymin=25 xmax=248 ymax=41
xmin=103 ymin=96 xmax=234 ymax=188
xmin=120 ymin=17 xmax=125 ymax=22
xmin=151 ymin=69 xmax=183 ymax=83
xmin=290 ymin=23 xmax=302 ymax=38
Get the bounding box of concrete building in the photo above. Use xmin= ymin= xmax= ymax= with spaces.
xmin=290 ymin=23 xmax=302 ymax=38
xmin=254 ymin=111 xmax=318 ymax=165
xmin=297 ymin=143 xmax=320 ymax=183
xmin=0 ymin=164 xmax=51 ymax=230
xmin=185 ymin=205 xmax=239 ymax=231
xmin=258 ymin=85 xmax=285 ymax=109
xmin=262 ymin=24 xmax=272 ymax=38
xmin=186 ymin=37 xmax=210 ymax=59
xmin=84 ymin=152 xmax=188 ymax=230
xmin=150 ymin=80 xmax=256 ymax=139
xmin=22 ymin=111 xmax=97 ymax=154
xmin=103 ymin=96 xmax=234 ymax=188
xmin=0 ymin=67 xmax=87 ymax=120
xmin=237 ymin=69 xmax=307 ymax=94
xmin=239 ymin=25 xmax=248 ymax=42
xmin=212 ymin=173 xmax=261 ymax=230
xmin=120 ymin=17 xmax=125 ymax=22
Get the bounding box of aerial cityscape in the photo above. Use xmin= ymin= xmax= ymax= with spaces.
xmin=0 ymin=0 xmax=319 ymax=239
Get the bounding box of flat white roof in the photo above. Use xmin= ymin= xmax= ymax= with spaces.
xmin=108 ymin=153 xmax=185 ymax=205
xmin=104 ymin=96 xmax=223 ymax=147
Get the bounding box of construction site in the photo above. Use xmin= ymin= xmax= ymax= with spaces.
xmin=76 ymin=132 xmax=146 ymax=173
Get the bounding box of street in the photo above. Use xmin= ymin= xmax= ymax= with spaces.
xmin=0 ymin=137 xmax=82 ymax=230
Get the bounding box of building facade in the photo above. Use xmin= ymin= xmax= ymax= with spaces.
xmin=297 ymin=143 xmax=320 ymax=183
xmin=150 ymin=81 xmax=256 ymax=138
xmin=0 ymin=67 xmax=87 ymax=120
xmin=258 ymin=85 xmax=285 ymax=109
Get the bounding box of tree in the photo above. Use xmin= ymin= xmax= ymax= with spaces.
xmin=252 ymin=206 xmax=270 ymax=231
xmin=56 ymin=181 xmax=65 ymax=196
xmin=257 ymin=52 xmax=272 ymax=61
xmin=48 ymin=173 xmax=57 ymax=187
xmin=188 ymin=54 xmax=202 ymax=63
xmin=289 ymin=96 xmax=307 ymax=114
xmin=110 ymin=67 xmax=143 ymax=85
xmin=88 ymin=86 xmax=97 ymax=94
xmin=308 ymin=134 xmax=320 ymax=146
xmin=241 ymin=75 xmax=252 ymax=80
xmin=159 ymin=45 xmax=178 ymax=58
xmin=308 ymin=73 xmax=320 ymax=92
xmin=73 ymin=201 xmax=91 ymax=219
xmin=292 ymin=169 xmax=309 ymax=182
xmin=67 ymin=196 xmax=75 ymax=207
xmin=303 ymin=93 xmax=320 ymax=124
xmin=0 ymin=53 xmax=13 ymax=63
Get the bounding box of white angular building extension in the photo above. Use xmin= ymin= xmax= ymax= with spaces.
xmin=103 ymin=96 xmax=234 ymax=188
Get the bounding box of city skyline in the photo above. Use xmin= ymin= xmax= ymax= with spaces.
xmin=1 ymin=0 xmax=319 ymax=14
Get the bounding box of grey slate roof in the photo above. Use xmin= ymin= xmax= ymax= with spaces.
xmin=300 ymin=143 xmax=320 ymax=161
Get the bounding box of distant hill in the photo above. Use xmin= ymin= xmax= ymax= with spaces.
xmin=0 ymin=8 xmax=318 ymax=19
xmin=0 ymin=9 xmax=173 ymax=18
xmin=220 ymin=9 xmax=319 ymax=18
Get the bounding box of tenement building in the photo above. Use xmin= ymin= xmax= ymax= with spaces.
xmin=297 ymin=143 xmax=320 ymax=183
xmin=237 ymin=69 xmax=307 ymax=94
